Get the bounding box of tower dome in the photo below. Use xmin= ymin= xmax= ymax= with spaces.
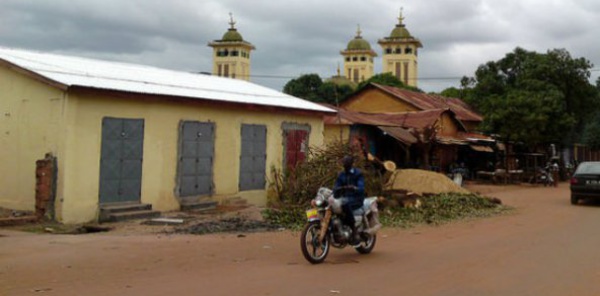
xmin=222 ymin=28 xmax=244 ymax=42
xmin=346 ymin=26 xmax=372 ymax=51
xmin=220 ymin=14 xmax=245 ymax=42
xmin=389 ymin=25 xmax=412 ymax=39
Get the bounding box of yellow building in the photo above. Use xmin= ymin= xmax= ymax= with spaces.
xmin=340 ymin=26 xmax=377 ymax=83
xmin=378 ymin=9 xmax=422 ymax=88
xmin=208 ymin=13 xmax=255 ymax=81
xmin=0 ymin=47 xmax=333 ymax=224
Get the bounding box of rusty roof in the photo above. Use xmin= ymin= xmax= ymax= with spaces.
xmin=323 ymin=104 xmax=491 ymax=146
xmin=368 ymin=83 xmax=483 ymax=122
xmin=323 ymin=105 xmax=465 ymax=131
xmin=322 ymin=104 xmax=392 ymax=126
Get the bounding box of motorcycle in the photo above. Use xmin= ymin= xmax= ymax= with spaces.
xmin=535 ymin=167 xmax=554 ymax=186
xmin=300 ymin=187 xmax=381 ymax=264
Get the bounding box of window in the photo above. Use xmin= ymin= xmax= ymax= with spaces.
xmin=231 ymin=50 xmax=239 ymax=56
xmin=403 ymin=62 xmax=409 ymax=85
xmin=360 ymin=56 xmax=366 ymax=62
xmin=223 ymin=64 xmax=229 ymax=77
xmin=346 ymin=57 xmax=350 ymax=62
xmin=395 ymin=47 xmax=402 ymax=54
xmin=352 ymin=56 xmax=358 ymax=62
xmin=385 ymin=48 xmax=392 ymax=54
xmin=405 ymin=47 xmax=413 ymax=54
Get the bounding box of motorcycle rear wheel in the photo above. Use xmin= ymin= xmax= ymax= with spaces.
xmin=355 ymin=234 xmax=376 ymax=254
xmin=300 ymin=222 xmax=330 ymax=264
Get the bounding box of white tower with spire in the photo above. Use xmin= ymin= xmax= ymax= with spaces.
xmin=378 ymin=9 xmax=423 ymax=87
xmin=340 ymin=25 xmax=377 ymax=83
xmin=208 ymin=13 xmax=255 ymax=81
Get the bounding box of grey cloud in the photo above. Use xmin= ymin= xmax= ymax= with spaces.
xmin=0 ymin=0 xmax=598 ymax=92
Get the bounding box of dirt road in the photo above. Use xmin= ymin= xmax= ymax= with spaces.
xmin=2 ymin=183 xmax=600 ymax=296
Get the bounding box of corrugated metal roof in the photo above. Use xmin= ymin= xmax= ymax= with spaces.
xmin=321 ymin=104 xmax=394 ymax=126
xmin=377 ymin=126 xmax=418 ymax=145
xmin=0 ymin=47 xmax=334 ymax=113
xmin=369 ymin=83 xmax=483 ymax=122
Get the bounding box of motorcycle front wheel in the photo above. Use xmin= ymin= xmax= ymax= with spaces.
xmin=355 ymin=234 xmax=376 ymax=254
xmin=300 ymin=222 xmax=330 ymax=264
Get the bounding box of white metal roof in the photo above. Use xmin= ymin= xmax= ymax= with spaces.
xmin=0 ymin=47 xmax=335 ymax=113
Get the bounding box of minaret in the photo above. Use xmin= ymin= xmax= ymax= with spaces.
xmin=378 ymin=9 xmax=422 ymax=87
xmin=208 ymin=13 xmax=255 ymax=81
xmin=340 ymin=25 xmax=377 ymax=83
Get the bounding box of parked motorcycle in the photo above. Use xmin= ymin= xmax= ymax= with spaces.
xmin=300 ymin=187 xmax=381 ymax=264
xmin=534 ymin=167 xmax=554 ymax=186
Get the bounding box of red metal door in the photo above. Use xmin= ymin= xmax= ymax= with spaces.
xmin=285 ymin=130 xmax=308 ymax=170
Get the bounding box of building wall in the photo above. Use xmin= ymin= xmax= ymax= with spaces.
xmin=59 ymin=90 xmax=324 ymax=223
xmin=342 ymin=88 xmax=418 ymax=113
xmin=342 ymin=54 xmax=375 ymax=83
xmin=0 ymin=65 xmax=67 ymax=212
xmin=323 ymin=125 xmax=351 ymax=145
xmin=381 ymin=44 xmax=419 ymax=87
xmin=210 ymin=44 xmax=253 ymax=81
xmin=439 ymin=113 xmax=460 ymax=136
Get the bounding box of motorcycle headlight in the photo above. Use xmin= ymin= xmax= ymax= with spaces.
xmin=315 ymin=199 xmax=324 ymax=207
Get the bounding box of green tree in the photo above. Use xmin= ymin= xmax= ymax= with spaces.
xmin=283 ymin=73 xmax=323 ymax=102
xmin=317 ymin=81 xmax=354 ymax=105
xmin=357 ymin=73 xmax=423 ymax=92
xmin=283 ymin=74 xmax=355 ymax=105
xmin=466 ymin=47 xmax=598 ymax=148
xmin=582 ymin=113 xmax=600 ymax=149
xmin=582 ymin=81 xmax=600 ymax=148
xmin=439 ymin=76 xmax=475 ymax=99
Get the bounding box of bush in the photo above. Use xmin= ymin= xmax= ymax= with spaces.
xmin=268 ymin=141 xmax=385 ymax=207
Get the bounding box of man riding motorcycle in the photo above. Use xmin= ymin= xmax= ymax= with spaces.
xmin=333 ymin=155 xmax=365 ymax=247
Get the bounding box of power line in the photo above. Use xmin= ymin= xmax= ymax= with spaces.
xmin=199 ymin=68 xmax=600 ymax=81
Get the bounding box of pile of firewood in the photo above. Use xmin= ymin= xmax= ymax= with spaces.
xmin=268 ymin=141 xmax=387 ymax=207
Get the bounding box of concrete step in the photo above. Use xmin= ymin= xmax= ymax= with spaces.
xmin=102 ymin=210 xmax=161 ymax=223
xmin=180 ymin=200 xmax=218 ymax=212
xmin=222 ymin=196 xmax=248 ymax=207
xmin=100 ymin=202 xmax=152 ymax=214
xmin=99 ymin=203 xmax=159 ymax=223
xmin=0 ymin=215 xmax=38 ymax=227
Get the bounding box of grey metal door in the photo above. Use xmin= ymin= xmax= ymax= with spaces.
xmin=239 ymin=124 xmax=267 ymax=191
xmin=99 ymin=117 xmax=144 ymax=204
xmin=178 ymin=121 xmax=215 ymax=197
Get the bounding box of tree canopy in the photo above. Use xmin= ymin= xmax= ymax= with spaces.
xmin=357 ymin=73 xmax=423 ymax=92
xmin=458 ymin=47 xmax=599 ymax=148
xmin=282 ymin=74 xmax=354 ymax=105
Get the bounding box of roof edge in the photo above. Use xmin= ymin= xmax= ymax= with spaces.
xmin=68 ymin=85 xmax=336 ymax=116
xmin=0 ymin=58 xmax=68 ymax=91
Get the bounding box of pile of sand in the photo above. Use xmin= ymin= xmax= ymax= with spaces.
xmin=384 ymin=169 xmax=470 ymax=195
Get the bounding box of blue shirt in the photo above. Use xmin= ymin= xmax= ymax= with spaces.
xmin=334 ymin=168 xmax=365 ymax=208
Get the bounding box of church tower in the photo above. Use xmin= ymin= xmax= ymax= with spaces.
xmin=378 ymin=9 xmax=422 ymax=87
xmin=340 ymin=25 xmax=377 ymax=83
xmin=208 ymin=13 xmax=255 ymax=81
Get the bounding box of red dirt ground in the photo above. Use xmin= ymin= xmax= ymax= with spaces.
xmin=2 ymin=182 xmax=600 ymax=296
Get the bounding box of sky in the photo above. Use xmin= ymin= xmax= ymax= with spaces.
xmin=1 ymin=0 xmax=599 ymax=93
